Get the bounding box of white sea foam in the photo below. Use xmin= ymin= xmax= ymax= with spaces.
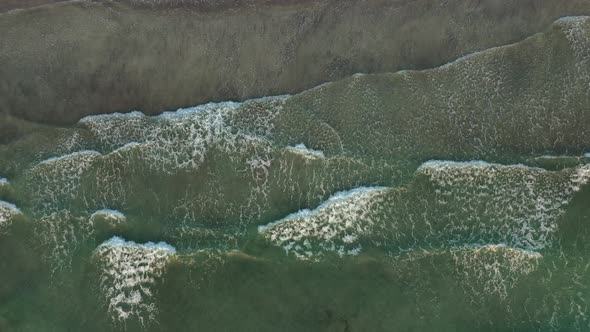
xmin=79 ymin=111 xmax=151 ymax=149
xmin=79 ymin=95 xmax=286 ymax=123
xmin=80 ymin=97 xmax=279 ymax=183
xmin=155 ymin=101 xmax=239 ymax=119
xmin=437 ymin=51 xmax=482 ymax=70
xmin=417 ymin=160 xmax=588 ymax=250
xmin=285 ymin=143 xmax=325 ymax=159
xmin=27 ymin=150 xmax=102 ymax=213
xmin=37 ymin=150 xmax=102 ymax=166
xmin=0 ymin=200 xmax=23 ymax=234
xmin=112 ymin=141 xmax=143 ymax=152
xmin=90 ymin=209 xmax=128 ymax=230
xmin=557 ymin=16 xmax=590 ymax=89
xmin=571 ymin=164 xmax=590 ymax=191
xmin=0 ymin=200 xmax=19 ymax=211
xmin=91 ymin=209 xmax=126 ymax=220
xmin=436 ymin=16 xmax=588 ymax=75
xmin=259 ymin=186 xmax=388 ymax=260
xmin=262 ymin=160 xmax=588 ymax=258
xmin=100 ymin=236 xmax=176 ymax=253
xmin=22 ymin=95 xmax=285 ymax=254
xmin=556 ymin=16 xmax=590 ymax=23
xmin=35 ymin=210 xmax=92 ymax=273
xmin=94 ymin=236 xmax=175 ymax=327
xmin=79 ymin=111 xmax=146 ymax=123
xmin=452 ymin=244 xmax=542 ymax=301
xmin=418 ymin=159 xmax=532 ymax=169
xmin=0 ymin=177 xmax=10 ymax=194
xmin=536 ymin=155 xmax=578 ymax=159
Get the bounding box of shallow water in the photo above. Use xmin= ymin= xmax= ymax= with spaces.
xmin=0 ymin=14 xmax=590 ymax=332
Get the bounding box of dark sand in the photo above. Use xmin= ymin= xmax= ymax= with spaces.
xmin=1 ymin=0 xmax=590 ymax=143
xmin=0 ymin=0 xmax=64 ymax=12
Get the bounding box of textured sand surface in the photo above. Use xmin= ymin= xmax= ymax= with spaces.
xmin=1 ymin=0 xmax=589 ymax=144
xmin=0 ymin=0 xmax=64 ymax=12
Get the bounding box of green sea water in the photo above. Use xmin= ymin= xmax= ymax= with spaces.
xmin=1 ymin=16 xmax=590 ymax=332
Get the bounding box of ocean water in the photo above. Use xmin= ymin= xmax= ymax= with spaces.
xmin=0 ymin=16 xmax=590 ymax=332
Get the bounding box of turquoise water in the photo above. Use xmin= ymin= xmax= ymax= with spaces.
xmin=0 ymin=16 xmax=590 ymax=332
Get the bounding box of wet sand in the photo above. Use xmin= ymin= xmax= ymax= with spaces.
xmin=1 ymin=0 xmax=589 ymax=143
xmin=0 ymin=0 xmax=64 ymax=12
